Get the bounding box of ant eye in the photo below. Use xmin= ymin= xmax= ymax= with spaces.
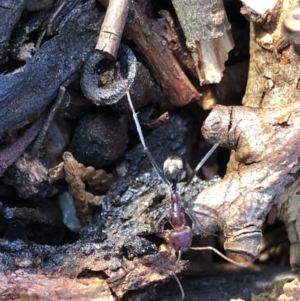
xmin=163 ymin=157 xmax=183 ymax=184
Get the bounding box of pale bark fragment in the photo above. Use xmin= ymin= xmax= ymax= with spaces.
xmin=242 ymin=0 xmax=300 ymax=108
xmin=228 ymin=0 xmax=300 ymax=268
xmin=171 ymin=0 xmax=234 ymax=85
xmin=193 ymin=32 xmax=234 ymax=85
xmin=192 ymin=103 xmax=300 ymax=263
xmin=0 ymin=270 xmax=112 ymax=301
xmin=241 ymin=0 xmax=277 ymax=15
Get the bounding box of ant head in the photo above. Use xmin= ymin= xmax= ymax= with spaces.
xmin=163 ymin=156 xmax=184 ymax=184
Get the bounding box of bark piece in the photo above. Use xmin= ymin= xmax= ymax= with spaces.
xmin=242 ymin=0 xmax=300 ymax=108
xmin=0 ymin=1 xmax=103 ymax=140
xmin=26 ymin=0 xmax=53 ymax=11
xmin=0 ymin=269 xmax=112 ymax=301
xmin=3 ymin=156 xmax=51 ymax=199
xmin=0 ymin=0 xmax=26 ymax=61
xmin=0 ymin=113 xmax=46 ymax=177
xmin=190 ymin=103 xmax=300 ymax=263
xmin=171 ymin=0 xmax=234 ymax=85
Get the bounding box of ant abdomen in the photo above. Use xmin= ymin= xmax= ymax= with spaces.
xmin=168 ymin=226 xmax=193 ymax=252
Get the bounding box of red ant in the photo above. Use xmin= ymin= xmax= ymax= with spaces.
xmin=124 ymin=87 xmax=246 ymax=299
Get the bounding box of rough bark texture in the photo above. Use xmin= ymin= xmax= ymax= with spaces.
xmin=0 ymin=1 xmax=103 ymax=139
xmin=242 ymin=0 xmax=300 ymax=107
xmin=171 ymin=0 xmax=234 ymax=85
xmin=196 ymin=103 xmax=300 ymax=266
xmin=0 ymin=0 xmax=26 ymax=61
xmin=223 ymin=0 xmax=300 ymax=270
xmin=0 ymin=1 xmax=297 ymax=300
xmin=0 ymin=115 xmax=198 ymax=300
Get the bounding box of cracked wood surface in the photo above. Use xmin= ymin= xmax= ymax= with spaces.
xmin=193 ymin=103 xmax=300 ymax=267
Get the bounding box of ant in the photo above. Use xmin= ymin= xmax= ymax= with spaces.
xmin=124 ymin=86 xmax=246 ymax=299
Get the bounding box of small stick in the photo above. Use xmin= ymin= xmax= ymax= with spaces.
xmin=95 ymin=0 xmax=130 ymax=60
xmin=139 ymin=112 xmax=170 ymax=129
xmin=46 ymin=0 xmax=67 ymax=36
xmin=36 ymin=0 xmax=67 ymax=49
xmin=29 ymin=86 xmax=66 ymax=159
xmin=0 ymin=113 xmax=47 ymax=176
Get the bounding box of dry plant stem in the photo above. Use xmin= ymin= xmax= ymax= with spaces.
xmin=139 ymin=112 xmax=170 ymax=129
xmin=96 ymin=0 xmax=129 ymax=59
xmin=0 ymin=113 xmax=47 ymax=176
xmin=29 ymin=86 xmax=66 ymax=159
xmin=49 ymin=152 xmax=113 ymax=221
xmin=97 ymin=0 xmax=202 ymax=106
xmin=171 ymin=0 xmax=234 ymax=85
xmin=46 ymin=0 xmax=67 ymax=35
xmin=193 ymin=103 xmax=300 ymax=264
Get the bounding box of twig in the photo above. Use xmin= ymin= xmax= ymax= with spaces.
xmin=139 ymin=112 xmax=170 ymax=129
xmin=97 ymin=0 xmax=202 ymax=106
xmin=95 ymin=0 xmax=130 ymax=60
xmin=0 ymin=113 xmax=47 ymax=176
xmin=29 ymin=86 xmax=66 ymax=159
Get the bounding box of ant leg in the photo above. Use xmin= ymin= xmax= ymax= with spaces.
xmin=184 ymin=207 xmax=215 ymax=237
xmin=189 ymin=246 xmax=247 ymax=267
xmin=172 ymin=250 xmax=185 ymax=300
xmin=124 ymin=88 xmax=169 ymax=185
xmin=184 ymin=204 xmax=219 ymax=236
xmin=184 ymin=143 xmax=218 ymax=189
xmin=154 ymin=206 xmax=169 ymax=229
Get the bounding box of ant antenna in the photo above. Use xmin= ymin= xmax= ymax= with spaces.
xmin=123 ymin=82 xmax=169 ymax=185
xmin=173 ymin=250 xmax=185 ymax=300
xmin=184 ymin=143 xmax=218 ymax=188
xmin=172 ymin=246 xmax=246 ymax=300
